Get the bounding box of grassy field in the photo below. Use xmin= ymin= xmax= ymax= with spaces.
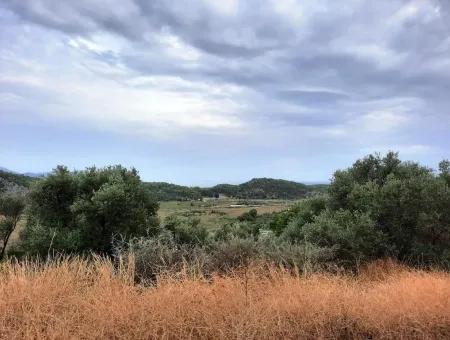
xmin=3 ymin=200 xmax=293 ymax=253
xmin=0 ymin=258 xmax=448 ymax=339
xmin=158 ymin=199 xmax=294 ymax=225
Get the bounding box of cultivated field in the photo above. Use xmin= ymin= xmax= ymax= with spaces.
xmin=158 ymin=199 xmax=294 ymax=225
xmin=0 ymin=258 xmax=448 ymax=339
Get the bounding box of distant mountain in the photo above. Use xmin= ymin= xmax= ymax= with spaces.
xmin=145 ymin=177 xmax=328 ymax=201
xmin=1 ymin=167 xmax=328 ymax=200
xmin=203 ymin=178 xmax=322 ymax=199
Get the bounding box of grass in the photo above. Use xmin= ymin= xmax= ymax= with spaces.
xmin=158 ymin=199 xmax=293 ymax=225
xmin=0 ymin=258 xmax=449 ymax=339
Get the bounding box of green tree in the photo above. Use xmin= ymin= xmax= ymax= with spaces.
xmin=0 ymin=193 xmax=26 ymax=259
xmin=278 ymin=152 xmax=450 ymax=267
xmin=439 ymin=159 xmax=450 ymax=186
xmin=21 ymin=165 xmax=159 ymax=255
xmin=274 ymin=195 xmax=328 ymax=237
xmin=163 ymin=216 xmax=209 ymax=246
xmin=238 ymin=208 xmax=258 ymax=222
xmin=300 ymin=210 xmax=387 ymax=265
xmin=327 ymin=152 xmax=450 ymax=265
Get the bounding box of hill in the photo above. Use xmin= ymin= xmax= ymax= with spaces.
xmin=144 ymin=182 xmax=203 ymax=201
xmin=0 ymin=170 xmax=37 ymax=193
xmin=1 ymin=168 xmax=327 ymax=200
xmin=203 ymin=178 xmax=307 ymax=199
xmin=146 ymin=178 xmax=328 ymax=201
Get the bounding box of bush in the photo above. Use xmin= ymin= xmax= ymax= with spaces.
xmin=238 ymin=208 xmax=258 ymax=221
xmin=118 ymin=234 xmax=334 ymax=282
xmin=208 ymin=237 xmax=260 ymax=272
xmin=277 ymin=152 xmax=450 ymax=268
xmin=326 ymin=152 xmax=450 ymax=266
xmin=20 ymin=165 xmax=159 ymax=255
xmin=301 ymin=210 xmax=387 ymax=265
xmin=0 ymin=193 xmax=26 ymax=259
xmin=163 ymin=216 xmax=209 ymax=246
xmin=260 ymin=239 xmax=335 ymax=272
xmin=120 ymin=233 xmax=209 ymax=282
xmin=269 ymin=195 xmax=328 ymax=235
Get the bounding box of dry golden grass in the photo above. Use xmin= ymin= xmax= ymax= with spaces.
xmin=0 ymin=258 xmax=449 ymax=339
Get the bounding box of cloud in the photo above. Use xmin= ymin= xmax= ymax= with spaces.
xmin=0 ymin=0 xmax=449 ymax=182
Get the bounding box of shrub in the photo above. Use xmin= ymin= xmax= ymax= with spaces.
xmin=120 ymin=233 xmax=209 ymax=282
xmin=118 ymin=234 xmax=334 ymax=281
xmin=208 ymin=237 xmax=260 ymax=272
xmin=300 ymin=210 xmax=387 ymax=266
xmin=20 ymin=165 xmax=159 ymax=255
xmin=0 ymin=193 xmax=26 ymax=259
xmin=269 ymin=195 xmax=328 ymax=235
xmin=163 ymin=216 xmax=209 ymax=246
xmin=238 ymin=208 xmax=258 ymax=221
xmin=326 ymin=152 xmax=450 ymax=266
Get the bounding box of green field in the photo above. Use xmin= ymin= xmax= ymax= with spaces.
xmin=158 ymin=199 xmax=295 ymax=226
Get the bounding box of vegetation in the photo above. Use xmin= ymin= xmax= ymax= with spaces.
xmin=0 ymin=193 xmax=26 ymax=259
xmin=145 ymin=177 xmax=327 ymax=201
xmin=270 ymin=152 xmax=450 ymax=267
xmin=0 ymin=170 xmax=36 ymax=193
xmin=203 ymin=178 xmax=312 ymax=199
xmin=17 ymin=165 xmax=158 ymax=256
xmin=1 ymin=152 xmax=450 ymax=338
xmin=0 ymin=258 xmax=448 ymax=339
xmin=144 ymin=182 xmax=203 ymax=201
xmin=0 ymin=152 xmax=447 ymax=273
xmin=157 ymin=199 xmax=291 ymax=226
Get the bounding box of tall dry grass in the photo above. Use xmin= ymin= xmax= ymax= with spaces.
xmin=0 ymin=258 xmax=449 ymax=339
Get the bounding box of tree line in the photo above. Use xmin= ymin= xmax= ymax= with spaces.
xmin=1 ymin=152 xmax=449 ymax=273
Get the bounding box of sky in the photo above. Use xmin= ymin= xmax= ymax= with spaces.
xmin=0 ymin=0 xmax=449 ymax=186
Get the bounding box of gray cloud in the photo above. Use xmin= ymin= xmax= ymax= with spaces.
xmin=276 ymin=90 xmax=350 ymax=106
xmin=1 ymin=0 xmax=449 ymax=182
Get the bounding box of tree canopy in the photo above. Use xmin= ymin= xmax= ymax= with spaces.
xmin=19 ymin=165 xmax=159 ymax=255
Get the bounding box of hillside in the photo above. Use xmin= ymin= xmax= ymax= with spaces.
xmin=144 ymin=182 xmax=203 ymax=201
xmin=0 ymin=170 xmax=37 ymax=193
xmin=203 ymin=178 xmax=306 ymax=199
xmin=146 ymin=177 xmax=328 ymax=201
xmin=1 ymin=168 xmax=327 ymax=200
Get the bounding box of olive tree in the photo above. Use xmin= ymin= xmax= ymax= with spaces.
xmin=0 ymin=193 xmax=26 ymax=259
xmin=20 ymin=165 xmax=159 ymax=255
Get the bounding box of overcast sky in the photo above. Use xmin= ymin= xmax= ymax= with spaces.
xmin=1 ymin=0 xmax=449 ymax=185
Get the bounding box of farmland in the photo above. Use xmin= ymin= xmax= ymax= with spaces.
xmin=158 ymin=199 xmax=294 ymax=225
xmin=1 ymin=152 xmax=450 ymax=339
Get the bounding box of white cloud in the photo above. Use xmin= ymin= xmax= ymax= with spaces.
xmin=1 ymin=0 xmax=449 ymax=177
xmin=361 ymin=144 xmax=436 ymax=157
xmin=359 ymin=110 xmax=411 ymax=132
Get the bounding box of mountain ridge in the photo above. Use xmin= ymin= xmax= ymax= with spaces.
xmin=145 ymin=177 xmax=328 ymax=201
xmin=0 ymin=168 xmax=328 ymax=200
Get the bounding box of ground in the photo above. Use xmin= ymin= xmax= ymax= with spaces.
xmin=5 ymin=199 xmax=296 ymax=252
xmin=158 ymin=199 xmax=295 ymax=226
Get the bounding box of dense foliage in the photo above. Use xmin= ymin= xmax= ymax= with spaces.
xmin=270 ymin=152 xmax=450 ymax=267
xmin=3 ymin=152 xmax=450 ymax=274
xmin=123 ymin=152 xmax=450 ymax=277
xmin=145 ymin=177 xmax=327 ymax=201
xmin=18 ymin=166 xmax=158 ymax=255
xmin=204 ymin=178 xmax=311 ymax=199
xmin=0 ymin=193 xmax=26 ymax=259
xmin=144 ymin=182 xmax=203 ymax=201
xmin=0 ymin=170 xmax=37 ymax=193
